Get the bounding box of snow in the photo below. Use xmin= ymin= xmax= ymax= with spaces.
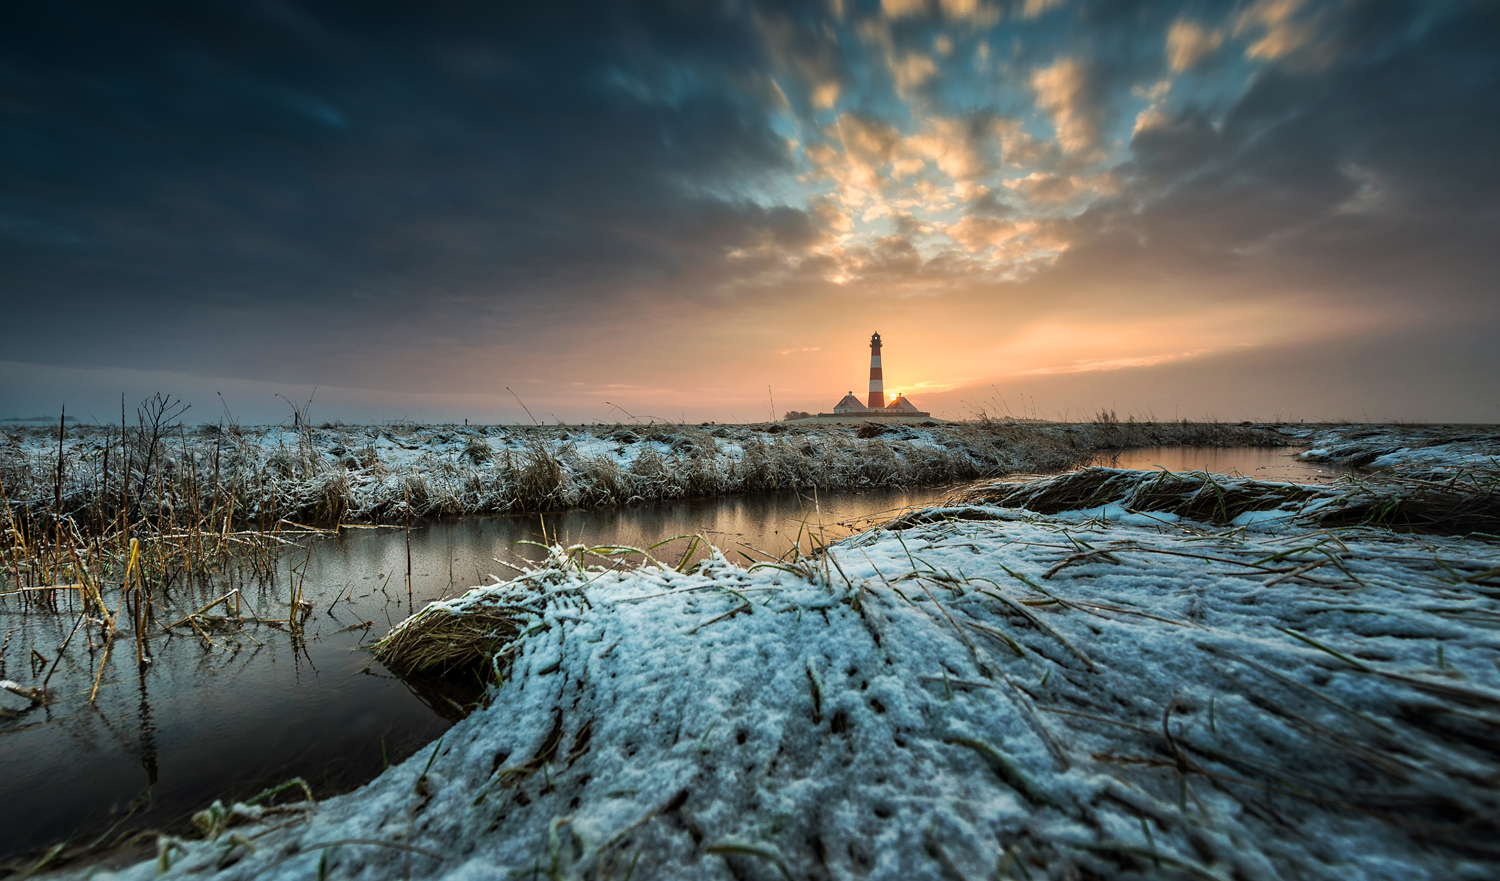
xmin=1291 ymin=425 xmax=1500 ymax=482
xmin=1228 ymin=508 xmax=1297 ymax=527
xmin=1049 ymin=502 xmax=1182 ymax=527
xmin=68 ymin=488 xmax=1500 ymax=880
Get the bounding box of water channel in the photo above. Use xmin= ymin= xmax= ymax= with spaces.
xmin=0 ymin=446 xmax=1342 ymax=864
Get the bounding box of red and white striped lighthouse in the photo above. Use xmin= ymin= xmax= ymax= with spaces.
xmin=867 ymin=332 xmax=885 ymax=410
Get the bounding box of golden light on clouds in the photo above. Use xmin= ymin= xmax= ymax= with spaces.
xmin=1022 ymin=0 xmax=1068 ymax=19
xmin=1235 ymin=0 xmax=1320 ymax=63
xmin=1031 ymin=57 xmax=1097 ymax=155
xmin=1165 ymin=19 xmax=1223 ymax=71
xmin=9 ymin=0 xmax=1493 ymax=426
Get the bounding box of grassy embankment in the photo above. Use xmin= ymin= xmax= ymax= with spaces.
xmin=0 ymin=414 xmax=1279 ymax=706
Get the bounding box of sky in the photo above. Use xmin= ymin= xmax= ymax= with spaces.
xmin=2 ymin=0 xmax=1497 ymax=425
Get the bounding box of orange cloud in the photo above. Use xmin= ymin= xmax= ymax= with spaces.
xmin=1235 ymin=0 xmax=1322 ymax=64
xmin=1002 ymin=171 xmax=1118 ymax=205
xmin=1166 ymin=19 xmax=1223 ymax=72
xmin=1032 ymin=57 xmax=1097 ymax=154
xmin=1017 ymin=351 xmax=1204 ymax=375
xmin=943 ymin=216 xmax=1071 ymax=257
xmin=1021 ymin=0 xmax=1067 ymax=20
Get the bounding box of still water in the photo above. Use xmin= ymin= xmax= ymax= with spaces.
xmin=1086 ymin=445 xmax=1348 ymax=484
xmin=0 ymin=446 xmax=1334 ymax=863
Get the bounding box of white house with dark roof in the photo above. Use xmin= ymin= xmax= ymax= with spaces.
xmin=831 ymin=393 xmax=869 ymax=414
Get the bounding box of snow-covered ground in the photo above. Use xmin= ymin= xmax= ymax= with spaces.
xmin=72 ymin=475 xmax=1500 ymax=880
xmin=1291 ymin=425 xmax=1500 ymax=484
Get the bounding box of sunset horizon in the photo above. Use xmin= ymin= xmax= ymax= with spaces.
xmin=4 ymin=0 xmax=1497 ymax=425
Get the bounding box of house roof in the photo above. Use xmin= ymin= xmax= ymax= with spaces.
xmin=832 ymin=393 xmax=868 ymax=411
xmin=886 ymin=395 xmax=921 ymax=412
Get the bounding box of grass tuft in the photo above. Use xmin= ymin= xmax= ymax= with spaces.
xmin=371 ymin=595 xmax=528 ymax=676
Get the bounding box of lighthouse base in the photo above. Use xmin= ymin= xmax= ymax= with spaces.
xmin=790 ymin=413 xmax=944 ymax=425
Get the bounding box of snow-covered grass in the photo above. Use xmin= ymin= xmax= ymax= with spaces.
xmin=1293 ymin=424 xmax=1500 ymax=485
xmin=1 ymin=419 xmax=1286 ymax=528
xmin=0 ymin=419 xmax=1278 ymax=638
xmin=952 ymin=466 xmax=1500 ymax=536
xmin=73 ymin=477 xmax=1500 ymax=881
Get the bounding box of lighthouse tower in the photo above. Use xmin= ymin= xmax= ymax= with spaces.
xmin=867 ymin=332 xmax=885 ymax=410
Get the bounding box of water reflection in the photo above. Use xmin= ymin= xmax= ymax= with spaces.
xmin=137 ymin=667 xmax=158 ymax=787
xmin=1085 ymin=446 xmax=1346 ymax=484
xmin=323 ymin=485 xmax=957 ymax=598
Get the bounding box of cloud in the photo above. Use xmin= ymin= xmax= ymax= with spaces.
xmin=805 ymin=111 xmax=1010 ymax=219
xmin=811 ymin=80 xmax=841 ymax=108
xmin=1017 ymin=351 xmax=1202 ymax=375
xmin=880 ymin=0 xmax=995 ymax=23
xmin=944 ymin=217 xmax=1024 ymax=251
xmin=991 ymin=117 xmax=1054 ymax=167
xmin=1021 ymin=0 xmax=1068 ymax=20
xmin=942 ymin=217 xmax=1071 ymax=260
xmin=1031 ymin=57 xmax=1100 ymax=154
xmin=835 ymin=113 xmax=903 ymax=166
xmin=1165 ymin=19 xmax=1223 ymax=72
xmin=753 ymin=8 xmax=850 ymax=114
xmin=906 ymin=116 xmax=994 ymax=181
xmin=891 ymin=156 xmax=927 ymax=178
xmin=881 ymin=0 xmax=926 ymax=19
xmin=966 ymin=188 xmax=1016 ymax=217
xmin=1333 ymin=162 xmax=1387 ymax=215
xmin=1084 ymin=1 xmax=1500 ymax=329
xmin=1002 ymin=171 xmax=1118 ymax=205
xmin=939 ymin=0 xmax=982 ymax=19
xmin=861 ymin=235 xmax=926 ymax=276
xmin=810 ymin=196 xmax=856 ymax=234
xmin=805 ymin=113 xmax=906 ymax=207
xmin=1131 ymin=79 xmax=1173 ymax=135
xmin=0 ymin=2 xmax=808 ymax=378
xmin=1234 ymin=0 xmax=1321 ymax=65
xmin=891 ymin=51 xmax=940 ymax=92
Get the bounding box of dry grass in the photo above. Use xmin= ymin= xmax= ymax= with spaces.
xmin=1310 ymin=481 xmax=1500 ymax=535
xmin=371 ymin=594 xmax=529 ymax=677
xmin=0 ymin=402 xmax=338 ymax=707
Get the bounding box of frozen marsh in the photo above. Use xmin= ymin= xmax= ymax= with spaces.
xmin=1 ymin=419 xmax=1289 ymax=527
xmin=6 ymin=421 xmax=1498 ymax=879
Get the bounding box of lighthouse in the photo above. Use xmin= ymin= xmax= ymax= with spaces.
xmin=810 ymin=333 xmax=935 ymax=421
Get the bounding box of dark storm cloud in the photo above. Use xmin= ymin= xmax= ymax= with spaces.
xmin=0 ymin=0 xmax=808 ymax=378
xmin=1046 ymin=0 xmax=1500 ymax=312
